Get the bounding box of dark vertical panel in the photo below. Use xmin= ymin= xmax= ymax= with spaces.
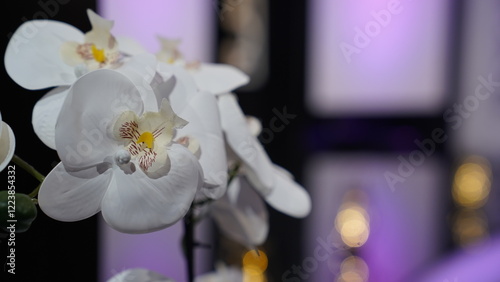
xmin=217 ymin=0 xmax=310 ymax=279
xmin=1 ymin=1 xmax=97 ymax=281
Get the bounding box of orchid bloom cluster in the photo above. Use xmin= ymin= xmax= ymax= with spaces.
xmin=3 ymin=8 xmax=311 ymax=278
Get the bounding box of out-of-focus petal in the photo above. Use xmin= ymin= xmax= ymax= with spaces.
xmin=218 ymin=93 xmax=274 ymax=196
xmin=107 ymin=268 xmax=175 ymax=282
xmin=55 ymin=69 xmax=143 ymax=170
xmin=265 ymin=165 xmax=311 ymax=218
xmin=0 ymin=119 xmax=15 ymax=172
xmin=101 ymin=144 xmax=202 ymax=233
xmin=157 ymin=63 xmax=198 ymax=112
xmin=179 ymin=91 xmax=227 ymax=199
xmin=116 ymin=36 xmax=149 ymax=56
xmin=115 ymin=53 xmax=159 ymax=112
xmin=210 ymin=176 xmax=269 ymax=248
xmin=38 ymin=162 xmax=111 ymax=222
xmin=60 ymin=41 xmax=83 ymax=66
xmin=195 ymin=262 xmax=243 ymax=282
xmin=190 ymin=63 xmax=249 ymax=95
xmin=4 ymin=20 xmax=83 ymax=89
xmin=32 ymin=86 xmax=69 ymax=150
xmin=84 ymin=9 xmax=116 ymax=49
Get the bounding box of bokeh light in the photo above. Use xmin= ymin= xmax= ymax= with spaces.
xmin=336 ymin=255 xmax=369 ymax=282
xmin=453 ymin=209 xmax=489 ymax=247
xmin=452 ymin=156 xmax=491 ymax=209
xmin=335 ymin=201 xmax=370 ymax=248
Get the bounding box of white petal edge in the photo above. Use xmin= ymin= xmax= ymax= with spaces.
xmin=107 ymin=268 xmax=175 ymax=282
xmin=0 ymin=121 xmax=15 ymax=172
xmin=115 ymin=53 xmax=159 ymax=112
xmin=218 ymin=93 xmax=274 ymax=195
xmin=32 ymin=86 xmax=69 ymax=150
xmin=116 ymin=36 xmax=150 ymax=56
xmin=38 ymin=162 xmax=112 ymax=222
xmin=210 ymin=176 xmax=269 ymax=247
xmin=101 ymin=144 xmax=203 ymax=234
xmin=264 ymin=165 xmax=312 ymax=218
xmin=194 ymin=263 xmax=243 ymax=282
xmin=178 ymin=91 xmax=228 ymax=199
xmin=157 ymin=62 xmax=199 ymax=113
xmin=5 ymin=20 xmax=84 ymax=89
xmin=190 ymin=63 xmax=250 ymax=95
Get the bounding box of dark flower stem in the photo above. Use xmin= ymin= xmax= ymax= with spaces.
xmin=11 ymin=154 xmax=45 ymax=198
xmin=184 ymin=208 xmax=195 ymax=282
xmin=182 ymin=162 xmax=241 ymax=281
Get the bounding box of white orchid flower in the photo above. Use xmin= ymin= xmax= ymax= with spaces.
xmin=218 ymin=93 xmax=311 ymax=219
xmin=155 ymin=37 xmax=310 ymax=216
xmin=155 ymin=36 xmax=249 ymax=96
xmin=4 ymin=9 xmax=157 ymax=150
xmin=107 ymin=268 xmax=175 ymax=282
xmin=5 ymin=9 xmax=136 ymax=89
xmin=209 ymin=174 xmax=269 ymax=248
xmin=0 ymin=112 xmax=15 ymax=172
xmin=38 ymin=69 xmax=204 ymax=234
xmin=157 ymin=63 xmax=228 ymax=200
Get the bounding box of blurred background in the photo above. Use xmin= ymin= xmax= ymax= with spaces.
xmin=1 ymin=0 xmax=500 ymax=281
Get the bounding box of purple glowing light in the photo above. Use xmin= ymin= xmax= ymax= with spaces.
xmin=306 ymin=0 xmax=451 ymax=116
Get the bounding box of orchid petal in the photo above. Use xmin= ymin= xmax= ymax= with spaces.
xmin=195 ymin=263 xmax=243 ymax=282
xmin=114 ymin=53 xmax=159 ymax=112
xmin=0 ymin=120 xmax=15 ymax=172
xmin=84 ymin=9 xmax=116 ymax=49
xmin=107 ymin=268 xmax=175 ymax=282
xmin=38 ymin=162 xmax=112 ymax=222
xmin=178 ymin=91 xmax=227 ymax=199
xmin=137 ymin=148 xmax=171 ymax=179
xmin=32 ymin=86 xmax=69 ymax=150
xmin=157 ymin=63 xmax=198 ymax=112
xmin=4 ymin=20 xmax=84 ymax=89
xmin=265 ymin=165 xmax=312 ymax=218
xmin=218 ymin=93 xmax=274 ymax=195
xmin=210 ymin=176 xmax=269 ymax=247
xmin=116 ymin=36 xmax=149 ymax=56
xmin=138 ymin=99 xmax=187 ymax=143
xmin=60 ymin=41 xmax=83 ymax=66
xmin=190 ymin=63 xmax=249 ymax=95
xmin=55 ymin=69 xmax=143 ymax=171
xmin=101 ymin=144 xmax=202 ymax=233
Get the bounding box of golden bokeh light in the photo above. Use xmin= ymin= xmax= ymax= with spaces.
xmin=335 ymin=202 xmax=370 ymax=248
xmin=336 ymin=256 xmax=369 ymax=282
xmin=453 ymin=209 xmax=489 ymax=247
xmin=452 ymin=156 xmax=491 ymax=209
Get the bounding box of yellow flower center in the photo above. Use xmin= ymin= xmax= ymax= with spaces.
xmin=136 ymin=132 xmax=155 ymax=149
xmin=91 ymin=44 xmax=106 ymax=63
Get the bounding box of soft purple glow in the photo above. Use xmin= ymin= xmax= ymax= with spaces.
xmin=415 ymin=235 xmax=500 ymax=282
xmin=96 ymin=1 xmax=215 ymax=281
xmin=98 ymin=0 xmax=215 ymax=61
xmin=98 ymin=219 xmax=214 ymax=282
xmin=307 ymin=0 xmax=451 ymax=116
xmin=303 ymin=154 xmax=446 ymax=281
xmin=451 ymin=0 xmax=500 ymax=159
